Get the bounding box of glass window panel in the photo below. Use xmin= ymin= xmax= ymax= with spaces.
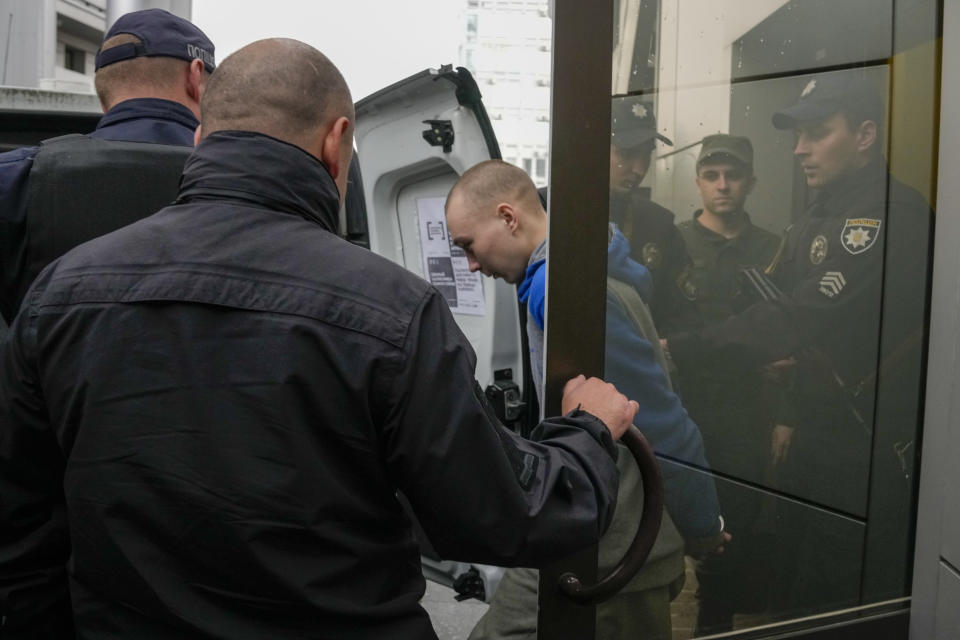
xmin=731 ymin=0 xmax=894 ymax=82
xmin=582 ymin=0 xmax=939 ymax=636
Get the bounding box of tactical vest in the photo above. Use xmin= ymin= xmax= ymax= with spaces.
xmin=17 ymin=134 xmax=191 ymax=313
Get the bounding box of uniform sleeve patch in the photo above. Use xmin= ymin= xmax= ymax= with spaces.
xmin=841 ymin=218 xmax=881 ymax=255
xmin=819 ymin=271 xmax=847 ymax=298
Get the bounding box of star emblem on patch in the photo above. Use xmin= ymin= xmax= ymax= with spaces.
xmin=841 ymin=218 xmax=881 ymax=255
xmin=801 ymin=79 xmax=817 ymax=98
xmin=844 ymin=227 xmax=871 ymax=250
xmin=632 ymin=103 xmax=648 ymax=119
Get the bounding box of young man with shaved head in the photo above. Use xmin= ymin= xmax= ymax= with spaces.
xmin=0 ymin=40 xmax=639 ymax=639
xmin=445 ymin=159 xmax=727 ymax=640
xmin=0 ymin=9 xmax=215 ymax=327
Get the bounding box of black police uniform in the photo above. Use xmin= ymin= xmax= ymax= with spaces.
xmin=610 ymin=190 xmax=699 ymax=334
xmin=674 ymin=210 xmax=782 ymax=634
xmin=669 ymin=156 xmax=932 ymax=614
xmin=674 ymin=209 xmax=783 ymax=480
xmin=0 ymin=131 xmax=622 ymax=639
xmin=672 ymin=156 xmax=928 ymax=506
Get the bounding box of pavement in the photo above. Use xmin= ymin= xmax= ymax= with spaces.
xmin=422 ymin=558 xmax=788 ymax=639
xmin=422 ymin=581 xmax=490 ymax=640
xmin=421 ymin=559 xmax=702 ymax=640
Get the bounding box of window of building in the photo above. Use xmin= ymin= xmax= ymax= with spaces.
xmin=467 ymin=14 xmax=478 ymax=42
xmin=64 ymin=45 xmax=86 ymax=73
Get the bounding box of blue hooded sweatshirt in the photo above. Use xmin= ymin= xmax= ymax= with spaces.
xmin=519 ymin=224 xmax=722 ymax=538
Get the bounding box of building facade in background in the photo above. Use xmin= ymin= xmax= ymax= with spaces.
xmin=0 ymin=0 xmax=191 ymax=94
xmin=0 ymin=0 xmax=106 ymax=93
xmin=459 ymin=0 xmax=551 ymax=187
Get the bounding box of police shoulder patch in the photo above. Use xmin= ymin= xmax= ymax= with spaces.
xmin=809 ymin=235 xmax=828 ymax=265
xmin=841 ymin=218 xmax=882 ymax=255
xmin=641 ymin=242 xmax=663 ymax=269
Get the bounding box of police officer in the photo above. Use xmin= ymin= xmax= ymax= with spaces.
xmin=0 ymin=39 xmax=637 ymax=639
xmin=675 ymin=134 xmax=784 ymax=634
xmin=664 ymin=73 xmax=932 ymax=615
xmin=609 ymin=97 xmax=700 ymax=333
xmin=539 ymin=96 xmax=696 ymax=334
xmin=678 ymin=135 xmax=781 ymax=327
xmin=0 ymin=9 xmax=215 ymax=325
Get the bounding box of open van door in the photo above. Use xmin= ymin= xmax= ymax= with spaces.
xmin=353 ymin=65 xmax=529 ymax=602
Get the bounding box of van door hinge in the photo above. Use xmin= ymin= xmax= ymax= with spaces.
xmin=485 ymin=368 xmax=527 ymax=431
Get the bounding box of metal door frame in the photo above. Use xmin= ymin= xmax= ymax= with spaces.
xmin=910 ymin=0 xmax=960 ymax=637
xmin=537 ymin=0 xmax=614 ymax=636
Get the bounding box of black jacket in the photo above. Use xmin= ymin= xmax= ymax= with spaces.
xmin=0 ymin=131 xmax=620 ymax=639
xmin=608 ymin=191 xmax=700 ymax=334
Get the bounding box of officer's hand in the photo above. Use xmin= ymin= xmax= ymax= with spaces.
xmin=762 ymin=357 xmax=796 ymax=382
xmin=686 ymin=531 xmax=732 ymax=558
xmin=770 ymin=424 xmax=794 ymax=466
xmin=562 ymin=375 xmax=639 ymax=441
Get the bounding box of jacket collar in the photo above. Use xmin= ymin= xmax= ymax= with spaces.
xmin=690 ymin=208 xmax=756 ymax=245
xmin=96 ymin=98 xmax=199 ymax=132
xmin=813 ymin=155 xmax=888 ymax=217
xmin=177 ymin=131 xmax=342 ymax=233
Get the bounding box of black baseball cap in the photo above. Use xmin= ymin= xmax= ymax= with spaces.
xmin=95 ymin=9 xmax=216 ymax=73
xmin=772 ymin=74 xmax=882 ymax=130
xmin=611 ymin=96 xmax=673 ymax=149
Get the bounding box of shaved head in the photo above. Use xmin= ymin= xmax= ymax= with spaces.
xmin=444 ymin=160 xmax=547 ymax=284
xmin=200 ymin=38 xmax=354 ymax=150
xmin=446 ymin=160 xmax=541 ymax=219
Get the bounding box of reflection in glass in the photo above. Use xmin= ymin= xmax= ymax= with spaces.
xmin=605 ymin=0 xmax=937 ymax=637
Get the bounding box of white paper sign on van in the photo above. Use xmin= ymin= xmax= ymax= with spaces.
xmin=417 ymin=197 xmax=486 ymax=316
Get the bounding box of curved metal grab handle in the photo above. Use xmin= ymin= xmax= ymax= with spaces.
xmin=558 ymin=424 xmax=664 ymax=605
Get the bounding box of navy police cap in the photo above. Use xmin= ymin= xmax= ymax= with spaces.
xmin=772 ymin=73 xmax=882 ymax=130
xmin=611 ymin=95 xmax=673 ymax=149
xmin=95 ymin=8 xmax=215 ymax=73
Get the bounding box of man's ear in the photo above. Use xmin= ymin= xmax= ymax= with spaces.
xmin=746 ymin=174 xmax=758 ymax=195
xmin=193 ymin=125 xmax=202 ymax=147
xmin=186 ymin=59 xmax=205 ymax=104
xmin=497 ymin=203 xmax=519 ymax=232
xmin=857 ymin=120 xmax=878 ymax=153
xmin=320 ymin=116 xmax=352 ymax=181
